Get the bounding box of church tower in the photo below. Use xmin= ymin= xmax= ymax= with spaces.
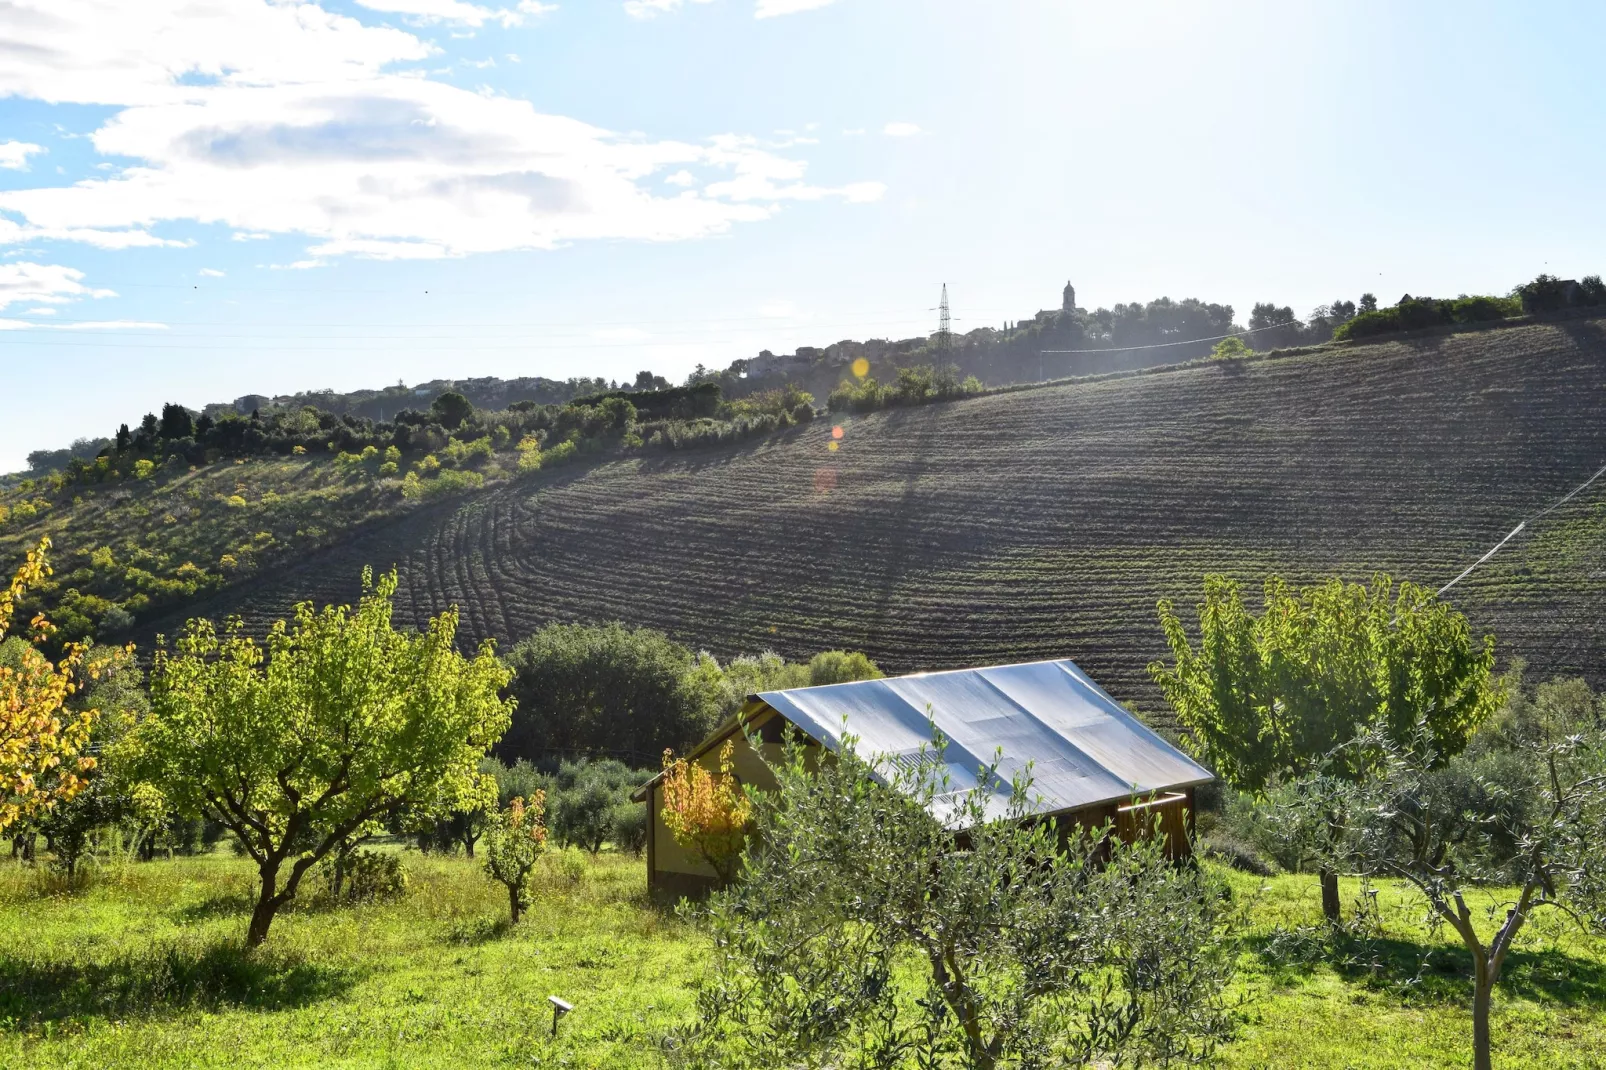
xmin=1062 ymin=280 xmax=1076 ymax=314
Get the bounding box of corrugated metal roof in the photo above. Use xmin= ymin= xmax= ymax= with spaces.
xmin=757 ymin=658 xmax=1213 ymax=824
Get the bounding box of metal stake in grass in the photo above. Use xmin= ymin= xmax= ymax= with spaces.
xmin=549 ymin=996 xmax=573 ymax=1037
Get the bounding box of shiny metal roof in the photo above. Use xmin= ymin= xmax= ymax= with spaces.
xmin=757 ymin=658 xmax=1213 ymax=824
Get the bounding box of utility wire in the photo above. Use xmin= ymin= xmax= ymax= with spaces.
xmin=1038 ymin=319 xmax=1301 ymax=355
xmin=1436 ymin=460 xmax=1606 ymax=598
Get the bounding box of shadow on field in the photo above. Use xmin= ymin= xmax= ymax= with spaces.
xmin=445 ymin=915 xmax=516 ymax=945
xmin=1250 ymin=928 xmax=1606 ymax=1008
xmin=0 ymin=941 xmax=357 ymax=1027
xmin=171 ymin=889 xmax=256 ymax=923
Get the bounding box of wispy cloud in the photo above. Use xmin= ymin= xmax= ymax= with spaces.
xmin=354 ymin=0 xmax=556 ymax=28
xmin=754 ymin=0 xmax=840 ymax=17
xmin=882 ymin=121 xmax=920 ymax=137
xmin=0 ymin=318 xmax=167 ymax=331
xmin=199 ymin=268 xmax=226 ymax=277
xmin=0 ymin=142 xmax=44 ymax=171
xmin=624 ymin=0 xmax=712 ymax=18
xmin=0 ymin=262 xmax=114 ymax=310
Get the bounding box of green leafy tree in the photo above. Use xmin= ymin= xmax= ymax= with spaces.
xmin=1306 ymin=706 xmax=1606 ymax=1070
xmin=1210 ymin=336 xmax=1251 ymax=361
xmin=132 ymin=569 xmax=513 ymax=947
xmin=687 ymin=731 xmax=1239 ymax=1068
xmin=1151 ymin=574 xmax=1500 ymax=921
xmin=430 ymin=391 xmax=474 ymax=430
xmin=502 ymin=622 xmax=722 ymax=763
xmin=805 ymin=649 xmax=883 ymax=686
xmin=158 ymin=403 xmax=193 ymax=441
xmin=35 ymin=645 xmax=148 ymax=881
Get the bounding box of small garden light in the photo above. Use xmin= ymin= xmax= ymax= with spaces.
xmin=548 ymin=996 xmax=573 ymax=1037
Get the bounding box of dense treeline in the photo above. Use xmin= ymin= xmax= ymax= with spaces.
xmin=0 ymin=383 xmax=819 ymax=642
xmin=500 ymin=620 xmax=882 ymax=763
xmin=53 ymin=378 xmax=813 ymax=488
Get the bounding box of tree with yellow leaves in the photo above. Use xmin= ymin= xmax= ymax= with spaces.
xmin=660 ymin=739 xmax=752 ymax=883
xmin=482 ymin=792 xmax=549 ymax=923
xmin=0 ymin=539 xmax=98 ymax=833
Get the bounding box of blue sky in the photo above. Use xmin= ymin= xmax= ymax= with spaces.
xmin=1 ymin=0 xmax=1603 ymax=471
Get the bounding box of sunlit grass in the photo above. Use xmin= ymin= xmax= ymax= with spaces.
xmin=0 ymin=850 xmax=1602 ymax=1067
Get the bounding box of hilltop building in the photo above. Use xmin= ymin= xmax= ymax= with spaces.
xmin=633 ymin=657 xmax=1214 ymax=897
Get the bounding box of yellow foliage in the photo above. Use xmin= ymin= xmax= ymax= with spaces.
xmin=660 ymin=739 xmax=752 ymax=882
xmin=0 ymin=539 xmax=99 ymax=833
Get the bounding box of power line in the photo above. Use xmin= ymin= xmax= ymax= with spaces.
xmin=1038 ymin=319 xmax=1300 ymax=356
xmin=1436 ymin=460 xmax=1606 ymax=599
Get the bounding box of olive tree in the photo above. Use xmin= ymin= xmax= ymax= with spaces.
xmin=133 ymin=569 xmax=513 ymax=947
xmin=1304 ymin=719 xmax=1606 ymax=1070
xmin=1151 ymin=573 xmax=1500 ymax=920
xmin=685 ymin=732 xmax=1239 ymax=1069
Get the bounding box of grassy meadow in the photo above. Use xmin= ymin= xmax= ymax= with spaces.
xmin=0 ymin=846 xmax=1603 ymax=1068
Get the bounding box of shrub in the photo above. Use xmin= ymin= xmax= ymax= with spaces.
xmin=611 ymin=800 xmax=648 ymax=855
xmin=1211 ymin=336 xmax=1251 ymax=361
xmin=483 ymin=794 xmax=549 ymax=923
xmin=318 ymin=848 xmax=409 ymax=904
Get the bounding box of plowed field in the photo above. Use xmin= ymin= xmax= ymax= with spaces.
xmin=149 ymin=318 xmax=1606 ymax=723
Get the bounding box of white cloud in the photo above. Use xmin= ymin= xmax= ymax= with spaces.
xmin=664 ymin=170 xmax=696 ymax=186
xmin=25 ymin=307 xmax=57 ymax=315
xmin=0 ymin=318 xmax=166 ymax=330
xmin=624 ymin=0 xmax=712 ymax=19
xmin=0 ymin=0 xmax=879 ymax=259
xmin=882 ymin=121 xmax=920 ymax=137
xmin=754 ymin=0 xmax=840 ymax=16
xmin=0 ymin=142 xmax=44 ymax=171
xmin=0 ymin=262 xmax=115 ymax=310
xmin=199 ymin=267 xmax=227 ymax=276
xmin=355 ymin=0 xmax=535 ymax=27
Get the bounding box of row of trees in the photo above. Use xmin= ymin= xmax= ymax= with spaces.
xmin=1 ymin=536 xmax=892 ymax=945
xmin=1152 ymin=574 xmax=1606 ymax=1070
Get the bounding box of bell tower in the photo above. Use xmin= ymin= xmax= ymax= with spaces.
xmin=1062 ymin=280 xmax=1076 ymax=314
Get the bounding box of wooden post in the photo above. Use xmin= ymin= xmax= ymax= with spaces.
xmin=645 ymin=783 xmax=657 ymax=893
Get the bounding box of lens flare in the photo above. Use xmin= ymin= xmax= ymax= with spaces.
xmin=831 ymin=425 xmax=844 ymax=440
xmin=851 ymin=357 xmax=870 ymax=379
xmin=827 ymin=440 xmax=840 ymax=452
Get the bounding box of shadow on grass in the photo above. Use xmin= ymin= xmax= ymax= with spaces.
xmin=445 ymin=915 xmax=516 ymax=945
xmin=1249 ymin=926 xmax=1606 ymax=1009
xmin=0 ymin=941 xmax=357 ymax=1029
xmin=171 ymin=889 xmax=256 ymax=923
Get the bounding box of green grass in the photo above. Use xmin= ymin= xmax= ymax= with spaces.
xmin=0 ymin=849 xmax=1603 ymax=1068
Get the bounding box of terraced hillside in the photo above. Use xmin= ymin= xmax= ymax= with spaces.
xmin=149 ymin=318 xmax=1606 ymax=724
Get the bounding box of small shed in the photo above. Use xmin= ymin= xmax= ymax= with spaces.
xmin=633 ymin=658 xmax=1214 ymax=897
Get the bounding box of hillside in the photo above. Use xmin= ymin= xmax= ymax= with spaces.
xmin=121 ymin=316 xmax=1606 ymax=724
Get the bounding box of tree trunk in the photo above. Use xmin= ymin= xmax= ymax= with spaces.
xmin=1320 ymin=868 xmax=1341 ymax=923
xmin=1472 ymin=963 xmax=1493 ymax=1070
xmin=508 ymin=883 xmax=522 ymax=924
xmin=247 ymin=863 xmax=283 ymax=948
